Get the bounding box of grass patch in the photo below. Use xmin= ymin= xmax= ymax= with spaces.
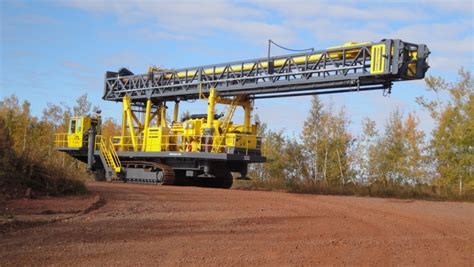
xmin=233 ymin=178 xmax=474 ymax=202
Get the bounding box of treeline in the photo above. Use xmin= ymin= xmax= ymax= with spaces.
xmin=245 ymin=69 xmax=473 ymax=201
xmin=1 ymin=70 xmax=472 ymax=201
xmin=0 ymin=94 xmax=104 ymax=199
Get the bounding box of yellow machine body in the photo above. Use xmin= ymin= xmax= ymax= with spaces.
xmin=145 ymin=126 xmax=170 ymax=152
xmin=58 ymin=40 xmax=426 ymax=156
xmin=67 ymin=116 xmax=92 ymax=148
xmin=110 ymin=91 xmax=259 ymax=154
xmin=53 ymin=39 xmax=429 ymax=184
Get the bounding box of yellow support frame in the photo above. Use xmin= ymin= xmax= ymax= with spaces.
xmin=173 ymin=101 xmax=179 ymax=122
xmin=123 ymin=96 xmax=138 ymax=151
xmin=116 ymin=90 xmax=257 ymax=154
xmin=142 ymin=99 xmax=152 ymax=151
xmin=206 ymin=88 xmax=216 ymax=129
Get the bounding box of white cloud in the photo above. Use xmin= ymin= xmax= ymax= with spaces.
xmin=250 ymin=0 xmax=428 ymax=21
xmin=59 ymin=0 xmax=473 ymax=66
xmin=60 ymin=0 xmax=291 ymax=44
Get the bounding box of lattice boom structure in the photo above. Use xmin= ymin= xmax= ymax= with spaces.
xmin=103 ymin=39 xmax=429 ymax=102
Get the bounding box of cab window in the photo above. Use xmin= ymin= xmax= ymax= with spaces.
xmin=76 ymin=118 xmax=82 ymax=133
xmin=69 ymin=119 xmax=76 ymax=133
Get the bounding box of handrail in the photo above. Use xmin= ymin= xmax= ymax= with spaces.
xmin=53 ymin=133 xmax=68 ymax=147
xmin=97 ymin=136 xmax=121 ymax=173
xmin=55 ymin=133 xmax=261 ymax=156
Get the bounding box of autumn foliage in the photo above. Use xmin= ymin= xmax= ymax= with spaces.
xmin=243 ymin=69 xmax=473 ymax=201
xmin=0 ymin=95 xmax=99 ymax=199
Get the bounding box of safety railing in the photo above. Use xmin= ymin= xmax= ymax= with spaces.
xmin=55 ymin=133 xmax=261 ymax=156
xmin=97 ymin=133 xmax=261 ymax=155
xmin=96 ymin=136 xmax=121 ymax=173
xmin=53 ymin=133 xmax=68 ymax=148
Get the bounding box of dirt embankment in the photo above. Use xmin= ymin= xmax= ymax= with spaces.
xmin=1 ymin=182 xmax=473 ymax=266
xmin=0 ymin=193 xmax=104 ymax=233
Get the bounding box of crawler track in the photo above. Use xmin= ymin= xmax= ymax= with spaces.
xmin=121 ymin=161 xmax=176 ymax=184
xmin=119 ymin=161 xmax=233 ymax=188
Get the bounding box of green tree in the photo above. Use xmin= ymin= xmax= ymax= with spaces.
xmin=301 ymin=97 xmax=352 ymax=186
xmin=248 ymin=114 xmax=267 ymax=179
xmin=403 ymin=113 xmax=427 ymax=184
xmin=284 ymin=137 xmax=308 ymax=183
xmin=351 ymin=117 xmax=378 ymax=184
xmin=417 ymin=69 xmax=473 ymax=194
xmin=370 ymin=110 xmax=427 ymax=186
xmin=301 ymin=96 xmax=324 ymax=180
xmin=260 ymin=129 xmax=287 ymax=187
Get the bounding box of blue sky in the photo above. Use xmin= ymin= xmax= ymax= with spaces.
xmin=1 ymin=0 xmax=473 ymax=137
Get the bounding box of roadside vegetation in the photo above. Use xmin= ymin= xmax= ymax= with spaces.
xmin=0 ymin=95 xmax=98 ymax=199
xmin=241 ymin=69 xmax=474 ymax=201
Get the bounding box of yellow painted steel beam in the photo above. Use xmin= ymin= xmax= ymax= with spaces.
xmin=142 ymin=99 xmax=152 ymax=151
xmin=206 ymin=88 xmax=216 ymax=129
xmin=121 ymin=108 xmax=127 ymax=151
xmin=160 ymin=102 xmax=168 ymax=128
xmin=123 ymin=96 xmax=138 ymax=151
xmin=243 ymin=100 xmax=252 ymax=133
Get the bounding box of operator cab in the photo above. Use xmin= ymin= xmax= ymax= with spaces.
xmin=67 ymin=116 xmax=101 ymax=148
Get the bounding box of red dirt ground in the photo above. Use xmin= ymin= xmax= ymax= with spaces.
xmin=1 ymin=182 xmax=473 ymax=266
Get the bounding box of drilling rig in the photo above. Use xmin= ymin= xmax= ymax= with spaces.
xmin=54 ymin=39 xmax=429 ymax=188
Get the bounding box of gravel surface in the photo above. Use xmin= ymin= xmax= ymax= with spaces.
xmin=1 ymin=182 xmax=473 ymax=266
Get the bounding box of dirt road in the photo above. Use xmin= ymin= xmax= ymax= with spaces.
xmin=1 ymin=182 xmax=473 ymax=266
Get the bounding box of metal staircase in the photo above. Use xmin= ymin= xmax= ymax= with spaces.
xmin=98 ymin=137 xmax=122 ymax=180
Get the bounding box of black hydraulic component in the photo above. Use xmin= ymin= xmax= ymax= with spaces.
xmin=181 ymin=113 xmax=224 ymax=121
xmin=118 ymin=67 xmax=134 ymax=76
xmin=87 ymin=124 xmax=96 ymax=171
